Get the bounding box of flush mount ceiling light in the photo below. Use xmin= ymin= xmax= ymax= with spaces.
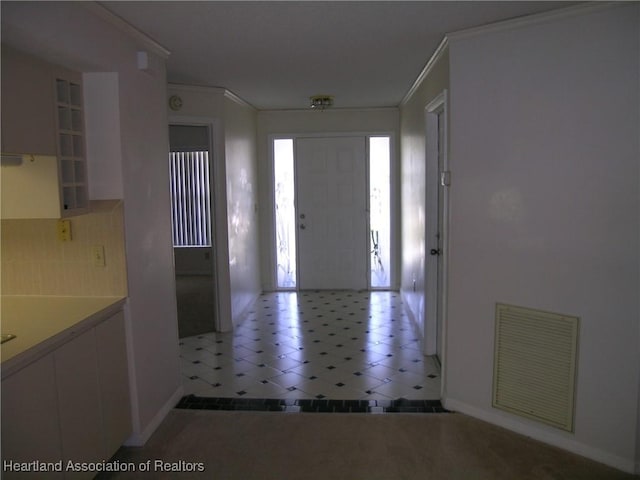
xmin=310 ymin=95 xmax=333 ymax=110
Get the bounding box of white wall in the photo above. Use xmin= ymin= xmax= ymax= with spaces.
xmin=1 ymin=2 xmax=183 ymax=444
xmin=224 ymin=95 xmax=262 ymax=323
xmin=399 ymin=50 xmax=449 ymax=350
xmin=257 ymin=108 xmax=400 ymax=290
xmin=166 ymin=85 xmax=231 ymax=330
xmin=166 ymin=85 xmax=261 ymax=330
xmin=445 ymin=4 xmax=639 ymax=471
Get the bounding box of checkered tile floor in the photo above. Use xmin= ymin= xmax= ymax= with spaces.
xmin=179 ymin=291 xmax=441 ymax=401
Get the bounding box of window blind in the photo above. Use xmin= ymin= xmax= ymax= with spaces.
xmin=169 ymin=151 xmax=211 ymax=247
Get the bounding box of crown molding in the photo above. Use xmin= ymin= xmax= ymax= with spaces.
xmin=168 ymin=83 xmax=227 ymax=96
xmin=400 ymin=2 xmax=622 ymax=107
xmin=400 ymin=36 xmax=449 ymax=107
xmin=84 ymin=2 xmax=171 ymax=59
xmin=223 ymin=89 xmax=257 ymax=110
xmin=447 ymin=1 xmax=620 ymax=42
xmin=167 ymin=83 xmax=257 ymax=110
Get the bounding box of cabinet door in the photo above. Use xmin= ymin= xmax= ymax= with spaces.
xmin=1 ymin=354 xmax=64 ymax=479
xmin=95 ymin=311 xmax=132 ymax=456
xmin=54 ymin=330 xmax=104 ymax=479
xmin=1 ymin=45 xmax=57 ymax=155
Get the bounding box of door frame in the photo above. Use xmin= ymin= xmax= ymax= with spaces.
xmin=169 ymin=115 xmax=232 ymax=332
xmin=424 ymin=90 xmax=449 ymax=372
xmin=267 ymin=132 xmax=398 ymax=291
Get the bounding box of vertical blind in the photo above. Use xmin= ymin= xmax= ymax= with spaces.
xmin=169 ymin=151 xmax=211 ymax=247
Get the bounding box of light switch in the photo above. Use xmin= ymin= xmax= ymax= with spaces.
xmin=57 ymin=220 xmax=72 ymax=242
xmin=92 ymin=245 xmax=106 ymax=267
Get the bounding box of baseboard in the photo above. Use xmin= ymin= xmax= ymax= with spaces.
xmin=232 ymin=291 xmax=261 ymax=328
xmin=400 ymin=290 xmax=422 ymax=338
xmin=443 ymin=398 xmax=636 ymax=474
xmin=399 ymin=290 xmax=426 ymax=353
xmin=124 ymin=385 xmax=185 ymax=447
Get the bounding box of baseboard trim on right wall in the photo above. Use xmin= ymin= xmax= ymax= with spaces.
xmin=443 ymin=398 xmax=636 ymax=474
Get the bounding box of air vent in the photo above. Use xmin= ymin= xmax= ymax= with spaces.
xmin=493 ymin=303 xmax=579 ymax=432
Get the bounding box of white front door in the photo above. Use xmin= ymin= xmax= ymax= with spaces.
xmin=295 ymin=136 xmax=368 ymax=290
xmin=435 ymin=110 xmax=445 ymax=360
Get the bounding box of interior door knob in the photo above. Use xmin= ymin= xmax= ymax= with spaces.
xmin=300 ymin=224 xmax=306 ymax=230
xmin=430 ymin=248 xmax=441 ymax=256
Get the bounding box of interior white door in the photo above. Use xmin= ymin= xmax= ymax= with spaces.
xmin=296 ymin=136 xmax=367 ymax=290
xmin=435 ymin=110 xmax=445 ymax=360
xmin=425 ymin=90 xmax=448 ymax=362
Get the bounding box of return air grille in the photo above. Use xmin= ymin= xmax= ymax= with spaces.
xmin=493 ymin=303 xmax=579 ymax=432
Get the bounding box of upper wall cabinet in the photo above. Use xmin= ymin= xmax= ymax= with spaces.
xmin=53 ymin=67 xmax=89 ymax=214
xmin=1 ymin=44 xmax=57 ymax=155
xmin=1 ymin=45 xmax=89 ymax=217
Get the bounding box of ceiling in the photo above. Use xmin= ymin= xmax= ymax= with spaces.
xmin=27 ymin=1 xmax=581 ymax=110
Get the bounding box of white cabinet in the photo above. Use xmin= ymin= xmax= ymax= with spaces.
xmin=1 ymin=354 xmax=65 ymax=479
xmin=96 ymin=311 xmax=132 ymax=456
xmin=0 ymin=44 xmax=57 ymax=156
xmin=1 ymin=46 xmax=89 ymax=218
xmin=0 ymin=310 xmax=131 ymax=479
xmin=55 ymin=330 xmax=104 ymax=479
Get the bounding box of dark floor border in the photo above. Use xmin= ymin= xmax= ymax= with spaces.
xmin=176 ymin=395 xmax=449 ymax=413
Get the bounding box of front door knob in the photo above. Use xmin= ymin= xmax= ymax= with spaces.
xmin=430 ymin=248 xmax=441 ymax=256
xmin=300 ymin=224 xmax=306 ymax=230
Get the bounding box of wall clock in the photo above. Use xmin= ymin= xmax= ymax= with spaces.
xmin=168 ymin=95 xmax=183 ymax=111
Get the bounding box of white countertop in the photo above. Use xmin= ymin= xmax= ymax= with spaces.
xmin=1 ymin=295 xmax=126 ymax=378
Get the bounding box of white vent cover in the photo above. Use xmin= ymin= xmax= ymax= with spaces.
xmin=493 ymin=303 xmax=579 ymax=432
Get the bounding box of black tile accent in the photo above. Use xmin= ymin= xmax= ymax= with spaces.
xmin=176 ymin=395 xmax=449 ymax=414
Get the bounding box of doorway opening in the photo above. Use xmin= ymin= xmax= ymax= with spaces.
xmin=169 ymin=124 xmax=216 ymax=338
xmin=273 ymin=135 xmax=392 ymax=290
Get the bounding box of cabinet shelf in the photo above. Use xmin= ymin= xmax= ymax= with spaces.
xmin=55 ymin=75 xmax=88 ymax=214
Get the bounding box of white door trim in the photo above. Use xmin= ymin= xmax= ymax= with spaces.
xmin=168 ymin=115 xmax=232 ymax=332
xmin=267 ymin=131 xmax=398 ymax=291
xmin=424 ymin=91 xmax=449 ymax=375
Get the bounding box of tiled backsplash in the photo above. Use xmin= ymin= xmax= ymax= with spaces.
xmin=1 ymin=200 xmax=127 ymax=296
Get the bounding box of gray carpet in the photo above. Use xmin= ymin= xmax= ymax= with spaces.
xmin=175 ymin=275 xmax=216 ymax=338
xmin=98 ymin=410 xmax=635 ymax=480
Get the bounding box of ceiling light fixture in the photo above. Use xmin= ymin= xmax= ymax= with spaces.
xmin=310 ymin=95 xmax=333 ymax=110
